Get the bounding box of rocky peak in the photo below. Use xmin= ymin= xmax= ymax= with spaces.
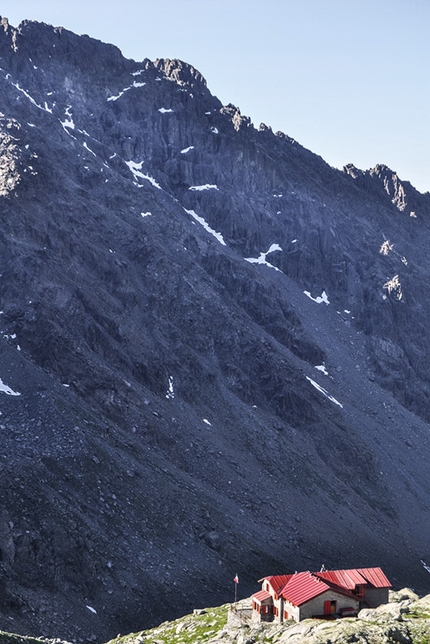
xmin=154 ymin=57 xmax=208 ymax=89
xmin=343 ymin=162 xmax=425 ymax=217
xmin=220 ymin=103 xmax=252 ymax=131
xmin=0 ymin=15 xmax=18 ymax=52
xmin=0 ymin=19 xmax=127 ymax=79
xmin=1 ymin=16 xmax=10 ymax=32
xmin=343 ymin=162 xmax=361 ymax=180
xmin=370 ymin=163 xmax=408 ymax=211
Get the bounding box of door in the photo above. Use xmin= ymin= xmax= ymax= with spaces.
xmin=324 ymin=600 xmax=336 ymax=615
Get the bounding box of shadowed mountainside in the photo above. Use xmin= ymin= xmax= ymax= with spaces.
xmin=0 ymin=17 xmax=429 ymax=643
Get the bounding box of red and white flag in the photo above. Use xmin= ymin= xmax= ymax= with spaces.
xmin=234 ymin=574 xmax=239 ymax=584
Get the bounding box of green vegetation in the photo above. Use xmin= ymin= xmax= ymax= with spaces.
xmin=0 ymin=633 xmax=47 ymax=644
xmin=107 ymin=604 xmax=229 ymax=644
xmin=409 ymin=610 xmax=430 ymax=620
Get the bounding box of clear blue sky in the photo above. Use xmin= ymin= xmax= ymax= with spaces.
xmin=1 ymin=0 xmax=429 ymax=193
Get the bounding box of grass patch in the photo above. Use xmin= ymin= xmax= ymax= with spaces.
xmin=408 ymin=611 xmax=430 ymax=620
xmin=0 ymin=633 xmax=46 ymax=644
xmin=107 ymin=605 xmax=229 ymax=644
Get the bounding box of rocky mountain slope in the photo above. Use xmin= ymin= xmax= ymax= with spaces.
xmin=0 ymin=16 xmax=430 ymax=644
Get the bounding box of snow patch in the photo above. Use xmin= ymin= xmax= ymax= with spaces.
xmin=183 ymin=208 xmax=226 ymax=246
xmin=180 ymin=146 xmax=195 ymax=154
xmin=12 ymin=82 xmax=52 ymax=113
xmin=131 ymin=69 xmax=145 ymax=76
xmin=83 ymin=142 xmax=96 ymax=157
xmin=60 ymin=106 xmax=75 ymax=133
xmin=421 ymin=560 xmax=430 ymax=575
xmin=106 ymin=79 xmax=145 ymax=100
xmin=166 ymin=376 xmax=174 ymax=400
xmin=305 ymin=376 xmax=343 ymax=408
xmin=304 ymin=290 xmax=330 ymax=305
xmin=107 ymin=87 xmax=131 ymax=102
xmin=0 ymin=378 xmax=21 ymax=396
xmin=125 ymin=160 xmax=162 ymax=190
xmin=141 ymin=212 xmax=152 ymax=218
xmin=158 ymin=107 xmax=174 ymax=113
xmin=188 ymin=184 xmax=218 ymax=191
xmin=245 ymin=244 xmax=282 ymax=272
xmin=203 ymin=418 xmax=211 ymax=426
xmin=210 ymin=126 xmax=219 ymax=134
xmin=315 ymin=365 xmax=328 ymax=376
xmin=86 ymin=606 xmax=97 ymax=615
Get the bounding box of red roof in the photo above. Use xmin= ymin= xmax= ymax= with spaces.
xmin=261 ymin=575 xmax=294 ymax=594
xmin=316 ymin=569 xmax=367 ymax=589
xmin=252 ymin=589 xmax=271 ymax=603
xmin=280 ymin=572 xmax=334 ymax=606
xmin=280 ymin=571 xmax=371 ymax=607
xmin=317 ymin=568 xmax=391 ymax=589
xmin=256 ymin=567 xmax=391 ymax=609
xmin=355 ymin=567 xmax=391 ymax=588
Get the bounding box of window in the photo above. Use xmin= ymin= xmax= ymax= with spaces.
xmin=284 ymin=610 xmax=289 ymax=619
xmin=355 ymin=585 xmax=365 ymax=598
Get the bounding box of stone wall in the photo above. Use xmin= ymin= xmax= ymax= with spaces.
xmin=299 ymin=591 xmax=360 ymax=620
xmin=365 ymin=587 xmax=389 ymax=608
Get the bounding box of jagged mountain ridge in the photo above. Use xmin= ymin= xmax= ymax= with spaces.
xmin=0 ymin=17 xmax=430 ymax=644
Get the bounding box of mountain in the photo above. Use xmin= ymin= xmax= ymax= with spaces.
xmin=0 ymin=16 xmax=430 ymax=644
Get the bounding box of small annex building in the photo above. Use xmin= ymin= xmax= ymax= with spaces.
xmin=251 ymin=567 xmax=391 ymax=623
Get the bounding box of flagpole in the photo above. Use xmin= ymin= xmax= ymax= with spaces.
xmin=233 ymin=573 xmax=239 ymax=605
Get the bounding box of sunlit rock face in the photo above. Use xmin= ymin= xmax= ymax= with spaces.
xmin=0 ymin=17 xmax=430 ymax=643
